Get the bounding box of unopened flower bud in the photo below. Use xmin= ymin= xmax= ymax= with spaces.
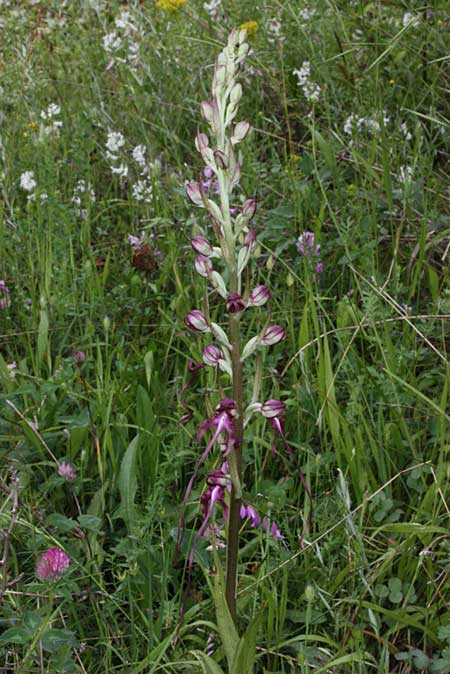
xmin=203 ymin=344 xmax=223 ymax=366
xmin=232 ymin=120 xmax=250 ymax=144
xmin=261 ymin=399 xmax=286 ymax=418
xmin=195 ymin=132 xmax=209 ymax=153
xmin=230 ymin=82 xmax=242 ymax=106
xmin=226 ymin=292 xmax=245 ymax=314
xmin=260 ymin=325 xmax=285 ymax=346
xmin=214 ymin=150 xmax=228 ymax=169
xmin=201 ymin=101 xmax=214 ymax=123
xmin=248 ymin=285 xmax=270 ymax=307
xmin=184 ymin=310 xmax=210 ymax=333
xmin=243 ymin=229 xmax=257 ymax=250
xmin=195 ymin=255 xmax=213 ymax=278
xmin=191 ymin=235 xmax=213 ymax=257
xmin=242 ymin=198 xmax=257 ymax=220
xmin=186 ymin=181 xmax=204 ymax=207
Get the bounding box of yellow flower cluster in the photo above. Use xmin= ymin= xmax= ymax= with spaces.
xmin=239 ymin=20 xmax=258 ymax=36
xmin=156 ymin=0 xmax=187 ymax=9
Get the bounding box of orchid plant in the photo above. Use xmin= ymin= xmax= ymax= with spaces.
xmin=180 ymin=30 xmax=309 ymax=643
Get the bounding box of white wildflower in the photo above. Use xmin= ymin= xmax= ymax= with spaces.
xmin=103 ymin=31 xmax=122 ymax=53
xmin=132 ymin=179 xmax=152 ymax=203
xmin=400 ymin=122 xmax=412 ymax=141
xmin=204 ymin=0 xmax=221 ymax=17
xmin=132 ymin=144 xmax=147 ymax=169
xmin=111 ymin=163 xmax=128 ymax=178
xmin=40 ymin=103 xmax=61 ymax=120
xmin=106 ymin=131 xmax=126 ymax=160
xmin=293 ymin=62 xmax=321 ymax=102
xmin=299 ymin=7 xmax=314 ymax=24
xmin=398 ymin=165 xmax=413 ymax=184
xmin=268 ymin=18 xmax=284 ymax=43
xmin=402 ymin=12 xmax=420 ymax=28
xmin=115 ymin=10 xmax=136 ymax=33
xmin=20 ymin=170 xmax=36 ymax=192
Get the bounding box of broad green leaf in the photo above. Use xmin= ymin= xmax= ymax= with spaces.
xmin=41 ymin=628 xmax=79 ymax=653
xmin=45 ymin=513 xmax=78 ymax=533
xmin=118 ymin=434 xmax=140 ymax=534
xmin=231 ymin=611 xmax=261 ymax=674
xmin=211 ymin=569 xmax=239 ymax=671
xmin=37 ymin=307 xmax=49 ymax=367
xmin=0 ymin=627 xmax=32 ymax=645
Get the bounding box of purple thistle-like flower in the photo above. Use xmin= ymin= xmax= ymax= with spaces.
xmin=184 ymin=310 xmax=210 ymax=333
xmin=191 ymin=235 xmax=213 ymax=257
xmin=315 ymin=261 xmax=324 ymax=274
xmin=247 ymin=285 xmax=270 ymax=307
xmin=58 ymin=462 xmax=77 ymax=482
xmin=202 ymin=344 xmax=223 ymax=367
xmin=36 ymin=548 xmax=71 ymax=580
xmin=260 ymin=325 xmax=286 ymax=346
xmin=194 ymin=255 xmax=213 ymax=278
xmin=226 ymin=292 xmax=245 ymax=314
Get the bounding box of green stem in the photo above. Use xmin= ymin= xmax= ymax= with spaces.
xmin=226 ymin=308 xmax=244 ymax=624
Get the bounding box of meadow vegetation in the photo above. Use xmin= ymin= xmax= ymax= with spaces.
xmin=0 ymin=1 xmax=449 ymax=672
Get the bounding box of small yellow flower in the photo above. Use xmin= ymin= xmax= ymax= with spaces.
xmin=290 ymin=153 xmax=301 ymax=163
xmin=389 ymin=79 xmax=395 ymax=85
xmin=28 ymin=120 xmax=39 ymax=130
xmin=155 ymin=0 xmax=187 ymax=9
xmin=239 ymin=20 xmax=258 ymax=36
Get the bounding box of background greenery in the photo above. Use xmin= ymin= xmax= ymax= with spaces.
xmin=0 ymin=0 xmax=449 ymax=671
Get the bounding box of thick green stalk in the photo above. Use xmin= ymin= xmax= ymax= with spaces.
xmin=225 ymin=298 xmax=244 ymax=623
